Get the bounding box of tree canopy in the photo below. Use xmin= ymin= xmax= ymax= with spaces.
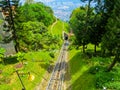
xmin=15 ymin=2 xmax=55 ymax=26
xmin=70 ymin=0 xmax=120 ymax=71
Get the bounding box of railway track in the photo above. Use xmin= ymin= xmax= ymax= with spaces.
xmin=46 ymin=41 xmax=68 ymax=90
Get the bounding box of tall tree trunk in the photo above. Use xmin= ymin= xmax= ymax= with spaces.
xmin=101 ymin=49 xmax=106 ymax=57
xmin=83 ymin=44 xmax=85 ymax=53
xmin=15 ymin=41 xmax=19 ymax=52
xmin=8 ymin=0 xmax=19 ymax=52
xmin=94 ymin=44 xmax=97 ymax=54
xmin=107 ymin=56 xmax=117 ymax=72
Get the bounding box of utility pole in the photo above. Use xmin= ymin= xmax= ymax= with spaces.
xmin=16 ymin=70 xmax=26 ymax=90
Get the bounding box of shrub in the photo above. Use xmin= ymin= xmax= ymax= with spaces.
xmin=105 ymin=82 xmax=120 ymax=90
xmin=16 ymin=52 xmax=25 ymax=64
xmin=49 ymin=51 xmax=55 ymax=58
xmin=89 ymin=66 xmax=101 ymax=74
xmin=95 ymin=71 xmax=114 ymax=88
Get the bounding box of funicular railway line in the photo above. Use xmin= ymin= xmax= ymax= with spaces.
xmin=46 ymin=41 xmax=68 ymax=90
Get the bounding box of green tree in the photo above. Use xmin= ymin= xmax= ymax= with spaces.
xmin=70 ymin=6 xmax=94 ymax=53
xmin=15 ymin=3 xmax=55 ymax=26
xmin=16 ymin=52 xmax=25 ymax=64
xmin=101 ymin=0 xmax=120 ymax=71
xmin=16 ymin=21 xmax=48 ymax=51
xmin=70 ymin=0 xmax=95 ymax=53
xmin=89 ymin=12 xmax=105 ymax=54
xmin=13 ymin=2 xmax=55 ymax=52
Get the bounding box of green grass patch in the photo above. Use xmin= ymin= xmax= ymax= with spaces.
xmin=0 ymin=50 xmax=56 ymax=90
xmin=48 ymin=20 xmax=69 ymax=48
xmin=68 ymin=49 xmax=96 ymax=90
xmin=48 ymin=20 xmax=69 ymax=36
xmin=68 ymin=44 xmax=120 ymax=90
xmin=51 ymin=20 xmax=63 ymax=36
xmin=24 ymin=51 xmax=53 ymax=63
xmin=87 ymin=43 xmax=101 ymax=52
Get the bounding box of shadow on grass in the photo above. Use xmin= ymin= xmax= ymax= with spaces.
xmin=66 ymin=70 xmax=96 ymax=90
xmin=64 ymin=52 xmax=88 ymax=85
xmin=65 ymin=51 xmax=97 ymax=90
xmin=65 ymin=50 xmax=113 ymax=90
xmin=86 ymin=49 xmax=102 ymax=57
xmin=3 ymin=56 xmax=18 ymax=65
xmin=39 ymin=63 xmax=49 ymax=69
xmin=66 ymin=52 xmax=89 ymax=77
xmin=39 ymin=63 xmax=54 ymax=73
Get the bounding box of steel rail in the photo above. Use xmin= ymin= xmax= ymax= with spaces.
xmin=46 ymin=41 xmax=68 ymax=90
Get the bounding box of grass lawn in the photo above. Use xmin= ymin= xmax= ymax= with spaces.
xmin=0 ymin=51 xmax=56 ymax=90
xmin=48 ymin=20 xmax=69 ymax=36
xmin=68 ymin=44 xmax=120 ymax=90
xmin=68 ymin=49 xmax=96 ymax=90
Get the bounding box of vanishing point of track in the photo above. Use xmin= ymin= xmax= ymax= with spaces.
xmin=46 ymin=41 xmax=68 ymax=90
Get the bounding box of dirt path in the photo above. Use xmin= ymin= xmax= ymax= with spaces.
xmin=50 ymin=19 xmax=57 ymax=34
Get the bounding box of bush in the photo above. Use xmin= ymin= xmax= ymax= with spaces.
xmin=49 ymin=44 xmax=56 ymax=50
xmin=68 ymin=45 xmax=74 ymax=50
xmin=105 ymin=82 xmax=120 ymax=90
xmin=95 ymin=71 xmax=114 ymax=88
xmin=16 ymin=52 xmax=25 ymax=64
xmin=89 ymin=66 xmax=101 ymax=74
xmin=49 ymin=52 xmax=55 ymax=58
xmin=91 ymin=57 xmax=120 ymax=90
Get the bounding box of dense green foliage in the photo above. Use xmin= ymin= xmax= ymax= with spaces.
xmin=14 ymin=2 xmax=57 ymax=52
xmin=1 ymin=1 xmax=56 ymax=52
xmin=70 ymin=6 xmax=105 ymax=53
xmin=16 ymin=52 xmax=25 ymax=63
xmin=69 ymin=45 xmax=120 ymax=90
xmin=15 ymin=3 xmax=55 ymax=26
xmin=70 ymin=7 xmax=93 ymax=52
xmin=0 ymin=0 xmax=120 ymax=89
xmin=68 ymin=0 xmax=120 ymax=90
xmin=0 ymin=1 xmax=65 ymax=90
xmin=102 ymin=0 xmax=120 ymax=55
xmin=16 ymin=21 xmax=47 ymax=51
xmin=70 ymin=0 xmax=120 ymax=71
